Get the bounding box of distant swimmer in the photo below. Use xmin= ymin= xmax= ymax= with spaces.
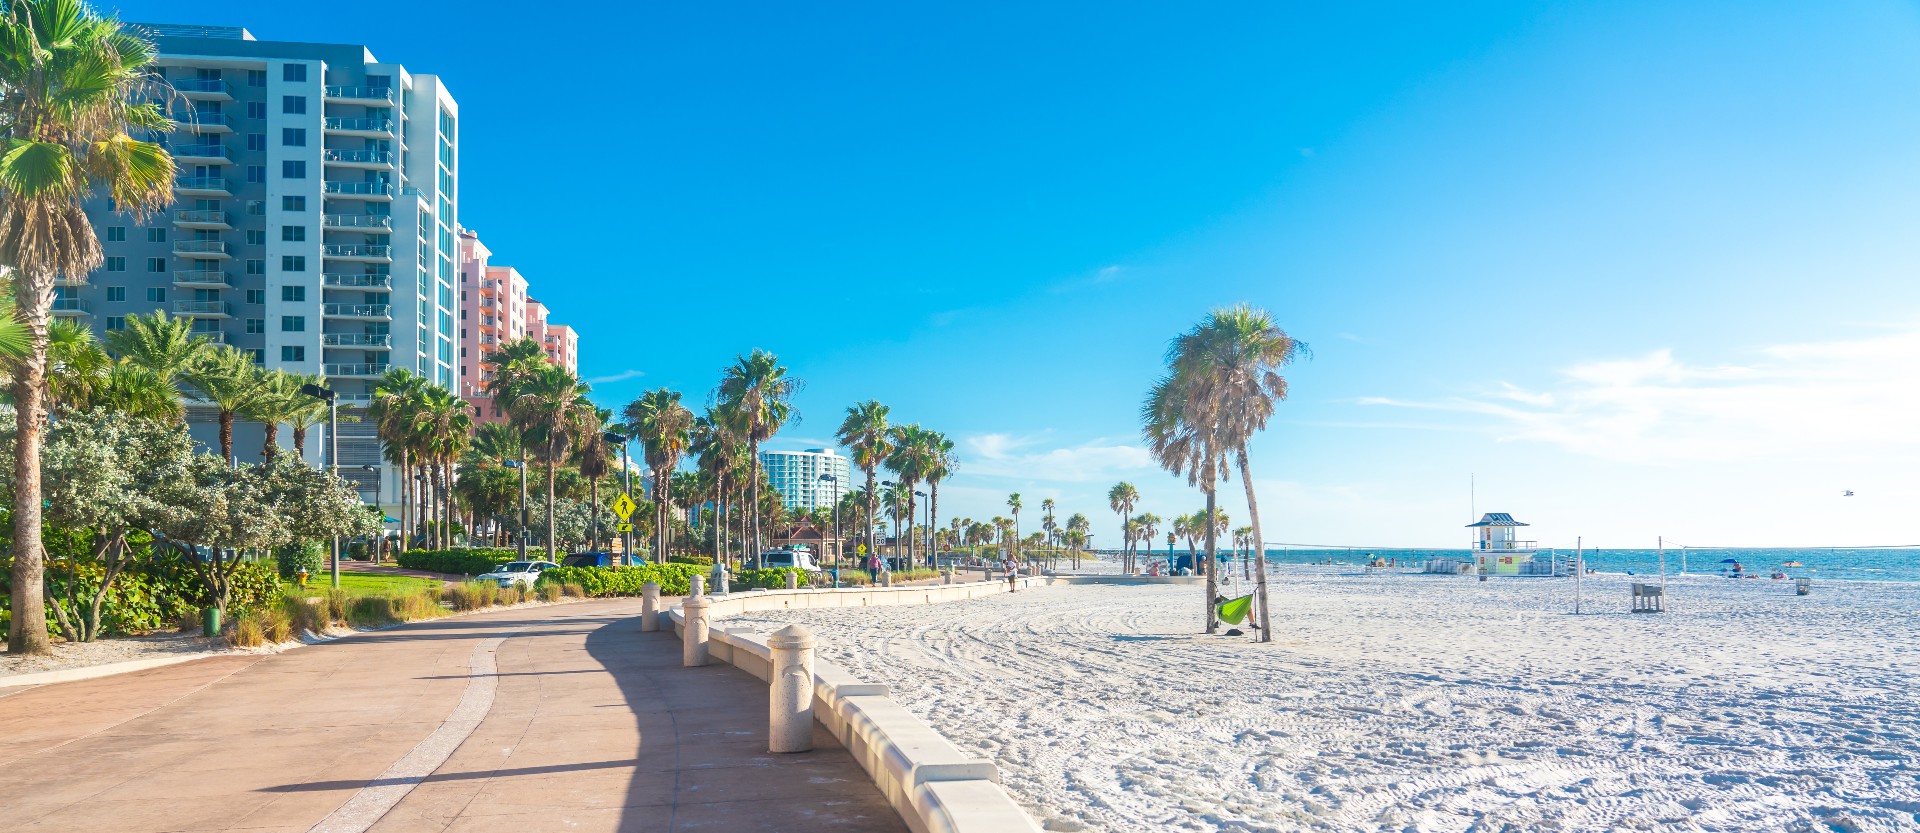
xmin=1844 ymin=490 xmax=1855 ymax=497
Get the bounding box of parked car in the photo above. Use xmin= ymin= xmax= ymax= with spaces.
xmin=561 ymin=552 xmax=616 ymax=568
xmin=478 ymin=561 xmax=559 ymax=588
xmin=759 ymin=550 xmax=823 ymax=573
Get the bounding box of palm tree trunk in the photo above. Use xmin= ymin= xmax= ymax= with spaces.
xmin=396 ymin=449 xmax=409 ymax=553
xmin=748 ymin=440 xmax=762 ymax=568
xmin=218 ymin=410 xmax=235 ymax=464
xmin=293 ymin=425 xmax=307 ymax=457
xmin=8 ymin=300 xmax=52 ymax=654
xmin=445 ymin=457 xmax=457 ymax=547
xmin=1203 ymin=488 xmax=1219 ymax=634
xmin=1236 ymin=448 xmax=1271 ymax=642
xmin=545 ymin=451 xmax=558 ymax=561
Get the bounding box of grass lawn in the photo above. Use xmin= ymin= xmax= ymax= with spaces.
xmin=301 ymin=572 xmax=444 ymax=597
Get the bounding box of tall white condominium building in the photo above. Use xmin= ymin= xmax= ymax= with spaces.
xmin=70 ymin=24 xmax=459 ymax=510
xmin=760 ymin=449 xmax=852 ymax=512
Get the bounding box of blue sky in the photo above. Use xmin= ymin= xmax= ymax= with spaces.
xmin=115 ymin=1 xmax=1920 ymax=547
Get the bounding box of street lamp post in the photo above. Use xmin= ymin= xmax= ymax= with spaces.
xmin=818 ymin=473 xmax=840 ymax=588
xmin=606 ymin=432 xmax=630 ymax=566
xmin=914 ymin=490 xmax=929 ymax=569
xmin=503 ymin=459 xmax=527 ymax=559
xmin=299 ymin=383 xmax=341 ymax=589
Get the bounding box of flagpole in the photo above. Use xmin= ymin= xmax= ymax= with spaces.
xmin=1574 ymin=536 xmax=1583 ymax=615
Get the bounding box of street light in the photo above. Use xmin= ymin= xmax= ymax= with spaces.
xmin=502 ymin=458 xmax=527 ymax=559
xmin=880 ymin=480 xmax=898 ymax=570
xmin=914 ymin=490 xmax=929 ymax=569
xmin=605 ymin=432 xmax=631 ymax=565
xmin=819 ymin=473 xmax=840 ymax=587
xmin=298 ymin=382 xmax=341 ymax=589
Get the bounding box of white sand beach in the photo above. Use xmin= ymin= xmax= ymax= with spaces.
xmin=729 ymin=564 xmax=1920 ymax=832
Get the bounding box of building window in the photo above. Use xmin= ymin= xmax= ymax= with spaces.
xmin=147 ymin=288 xmax=167 ymax=302
xmin=147 ymin=227 xmax=167 ymax=243
xmin=282 ymin=196 xmax=305 ymax=211
xmin=246 ymin=200 xmax=265 ymax=216
xmin=246 ymin=318 xmax=264 ymax=334
xmin=282 ymin=96 xmax=306 ymax=114
xmin=281 ymin=127 xmax=306 ymax=146
xmin=246 ymin=165 xmax=265 ymax=183
xmin=283 ymin=64 xmax=306 ymax=82
xmin=105 ymin=316 xmax=125 ymax=330
xmin=246 ymin=101 xmax=266 ymax=119
xmin=105 ymin=226 xmax=125 ymax=242
xmin=281 ymin=255 xmax=306 ymax=272
xmin=104 ymin=256 xmax=125 ymax=272
xmin=147 ymin=257 xmax=165 ymax=272
xmin=281 ymin=286 xmax=305 ymax=302
xmin=281 ymin=345 xmax=305 ymax=362
xmin=281 ymin=160 xmax=306 ymax=178
xmin=246 ymin=230 xmax=265 ymax=245
xmin=246 ymin=133 xmax=266 ymax=151
xmin=281 ymin=316 xmax=305 ymax=332
xmin=281 ymin=225 xmax=305 ymax=242
xmin=247 ymin=348 xmax=265 ymax=364
xmin=246 ymin=259 xmax=265 ymax=275
xmin=246 ymin=288 xmax=265 ymax=304
xmin=106 ymin=286 xmax=126 ymax=301
xmin=247 ymin=69 xmax=266 ymax=87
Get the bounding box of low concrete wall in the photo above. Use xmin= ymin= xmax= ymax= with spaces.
xmin=669 ymin=578 xmax=1053 ymax=833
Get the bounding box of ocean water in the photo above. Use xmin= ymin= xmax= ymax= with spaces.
xmin=1141 ymin=547 xmax=1920 ymax=584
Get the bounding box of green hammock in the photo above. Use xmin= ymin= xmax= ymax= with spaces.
xmin=1216 ymin=594 xmax=1254 ymax=625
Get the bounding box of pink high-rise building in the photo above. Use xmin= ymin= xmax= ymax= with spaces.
xmin=458 ymin=228 xmax=578 ymax=424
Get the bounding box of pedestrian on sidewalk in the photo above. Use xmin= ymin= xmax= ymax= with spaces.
xmin=1002 ymin=554 xmax=1019 ymax=592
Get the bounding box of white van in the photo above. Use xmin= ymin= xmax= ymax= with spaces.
xmin=759 ymin=550 xmax=822 ymax=573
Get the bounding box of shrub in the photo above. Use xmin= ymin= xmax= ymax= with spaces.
xmin=391 ymin=590 xmax=445 ymax=622
xmin=276 ymin=541 xmax=326 ymax=581
xmin=561 ymin=583 xmax=586 ymax=598
xmin=231 ymin=613 xmax=265 ymax=647
xmin=537 ymin=563 xmax=705 ymax=597
xmin=347 ymin=595 xmax=396 ymax=627
xmin=263 ymin=608 xmax=294 ymax=643
xmin=733 ymin=567 xmax=809 ymax=590
xmin=177 ymin=609 xmax=200 ymax=633
xmin=326 ymin=588 xmax=349 ymax=623
xmin=538 ymin=583 xmax=562 ymax=602
xmin=282 ymin=594 xmax=330 ymax=634
xmin=667 ymin=555 xmax=715 ymax=567
xmin=395 ymin=548 xmax=518 ymax=576
xmin=447 ymin=582 xmax=499 ymax=612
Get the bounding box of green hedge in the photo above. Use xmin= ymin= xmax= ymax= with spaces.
xmin=396 ymin=548 xmax=518 ymax=576
xmin=667 ymin=555 xmax=715 ymax=567
xmin=732 ymin=567 xmax=811 ymax=590
xmin=537 ymin=563 xmax=706 ymax=597
xmin=1 ymin=555 xmax=284 ymax=638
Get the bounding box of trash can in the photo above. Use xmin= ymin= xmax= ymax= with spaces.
xmin=201 ymin=606 xmax=221 ymax=637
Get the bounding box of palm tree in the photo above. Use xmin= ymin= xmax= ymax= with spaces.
xmin=413 ymin=387 xmax=472 ymax=549
xmin=627 ymin=388 xmax=693 ymax=564
xmin=693 ymin=405 xmax=748 ymax=564
xmin=714 ymin=349 xmax=800 ymax=568
xmin=1233 ymin=525 xmax=1255 ymax=578
xmin=1136 ymin=512 xmax=1162 ymax=568
xmin=1143 ymin=368 xmax=1228 ymax=633
xmin=835 ymin=400 xmax=891 ymax=565
xmin=1040 ymin=498 xmax=1057 ymax=567
xmin=187 ymin=346 xmax=266 ymax=463
xmin=104 ymin=311 xmax=207 ymax=407
xmin=1107 ymin=482 xmax=1139 ymax=572
xmin=512 ymin=364 xmax=594 ymax=561
xmin=1066 ymin=513 xmax=1090 ymax=569
xmin=241 ymin=370 xmax=301 ymax=460
xmin=884 ymin=423 xmax=937 ymax=566
xmin=1153 ymin=304 xmax=1306 ymax=642
xmin=284 ymin=373 xmax=329 ymax=457
xmin=1 ymin=0 xmax=174 ymax=654
xmin=371 ymin=369 xmax=429 ymax=550
xmin=483 ymin=336 xmax=549 ymax=405
xmin=1006 ymin=492 xmax=1024 ymax=566
xmin=574 ymin=407 xmax=616 ymax=551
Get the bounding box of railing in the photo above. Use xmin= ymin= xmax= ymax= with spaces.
xmin=335 ymin=393 xmax=375 ymax=407
xmin=172 ymin=300 xmax=232 ymax=317
xmin=323 ymin=117 xmax=394 ymax=133
xmin=323 ymin=181 xmax=393 ymax=197
xmin=174 ymin=78 xmax=231 ymax=95
xmin=323 ymin=85 xmax=394 ymax=102
xmin=51 ymin=298 xmax=90 ymax=313
xmin=321 ymin=333 xmax=392 ymax=348
xmin=323 ymin=303 xmax=392 ymax=318
xmin=322 ymin=213 xmax=391 ymax=229
xmin=321 ymin=149 xmax=395 ymax=165
xmin=325 ymin=363 xmax=391 ymax=377
xmin=321 ymin=244 xmax=391 ymax=258
xmin=173 ymin=240 xmax=227 ymax=255
xmin=194 ymin=330 xmax=229 ymax=345
xmin=174 ymin=209 xmax=230 ymax=225
xmin=173 ymin=112 xmax=232 ymax=130
xmin=1475 ymin=540 xmax=1540 ymax=551
xmin=322 ymin=273 xmax=392 ymax=288
xmin=175 ymin=176 xmax=229 ymax=191
xmin=171 ymin=145 xmax=231 ymax=162
xmin=172 ymin=270 xmax=232 ymax=286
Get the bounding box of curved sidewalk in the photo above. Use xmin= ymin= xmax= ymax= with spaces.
xmin=0 ymin=599 xmax=905 ymax=833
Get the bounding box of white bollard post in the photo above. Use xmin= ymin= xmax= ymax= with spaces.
xmin=784 ymin=571 xmax=798 ymax=590
xmin=943 ymin=567 xmax=954 ymax=585
xmin=711 ymin=562 xmax=729 ymax=595
xmin=683 ymin=590 xmax=710 ymax=668
xmin=641 ymin=581 xmax=660 ymax=632
xmin=767 ymin=624 xmax=816 ymax=753
xmin=881 ymin=570 xmax=893 ymax=587
xmin=690 ymin=574 xmax=706 ymax=598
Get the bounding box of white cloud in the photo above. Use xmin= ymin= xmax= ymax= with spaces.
xmin=961 ymin=433 xmax=1155 ymax=482
xmin=584 ymin=369 xmax=647 ymax=385
xmin=1361 ymin=328 xmax=1920 ymax=464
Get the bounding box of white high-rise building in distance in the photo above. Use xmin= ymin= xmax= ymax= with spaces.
xmin=760 ymin=449 xmax=853 ymax=512
xmin=68 ymin=23 xmax=459 ymax=510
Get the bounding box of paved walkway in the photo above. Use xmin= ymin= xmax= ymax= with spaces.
xmin=0 ymin=599 xmax=905 ymax=833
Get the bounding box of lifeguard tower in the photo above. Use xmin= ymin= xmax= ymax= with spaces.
xmin=1467 ymin=513 xmax=1544 ymax=575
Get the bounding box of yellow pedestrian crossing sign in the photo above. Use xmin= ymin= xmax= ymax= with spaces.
xmin=611 ymin=492 xmax=637 ymax=520
xmin=617 ymin=522 xmax=633 ymax=533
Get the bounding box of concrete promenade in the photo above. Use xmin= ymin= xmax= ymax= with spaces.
xmin=0 ymin=599 xmax=906 ymax=833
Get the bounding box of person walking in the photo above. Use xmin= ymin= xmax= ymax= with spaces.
xmin=1002 ymin=553 xmax=1020 ymax=592
xmin=866 ymin=551 xmax=881 ymax=583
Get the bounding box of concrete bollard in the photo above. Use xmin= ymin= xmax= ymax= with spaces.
xmin=690 ymin=574 xmax=706 ymax=598
xmin=711 ymin=562 xmax=729 ymax=596
xmin=943 ymin=567 xmax=954 ymax=585
xmin=682 ymin=593 xmax=711 ymax=668
xmin=640 ymin=581 xmax=660 ymax=632
xmin=784 ymin=571 xmax=798 ymax=590
xmin=881 ymin=570 xmax=893 ymax=587
xmin=767 ymin=624 xmax=816 ymax=753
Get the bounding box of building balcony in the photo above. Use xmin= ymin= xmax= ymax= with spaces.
xmin=321 ymin=213 xmax=392 ymax=231
xmin=1475 ymin=540 xmax=1541 ymax=551
xmin=320 ymin=244 xmax=391 ymax=262
xmin=172 ymin=270 xmax=233 ymax=289
xmin=322 ymin=181 xmax=393 ymax=201
xmin=322 ymin=117 xmax=394 ymax=137
xmin=321 ymin=333 xmax=392 ymax=349
xmin=335 ymin=393 xmax=374 ymax=407
xmin=173 ymin=240 xmax=230 ymax=259
xmin=324 ymin=362 xmax=390 ymax=378
xmin=322 ymin=303 xmax=392 ymax=320
xmin=170 ymin=144 xmax=234 ymax=165
xmin=322 ymin=273 xmax=393 ymax=290
xmin=174 ymin=77 xmax=234 ymax=101
xmin=323 ymin=85 xmax=395 ymax=105
xmin=172 ymin=300 xmax=233 ymax=319
xmin=193 ymin=330 xmax=229 ymax=345
xmin=51 ymin=298 xmax=90 ymax=316
xmin=53 ymin=275 xmax=88 ymax=287
xmin=321 ymin=149 xmax=395 ymax=168
xmin=175 ymin=176 xmax=231 ymax=196
xmin=171 ymin=111 xmax=232 ymax=133
xmin=173 ymin=209 xmax=232 ymax=230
